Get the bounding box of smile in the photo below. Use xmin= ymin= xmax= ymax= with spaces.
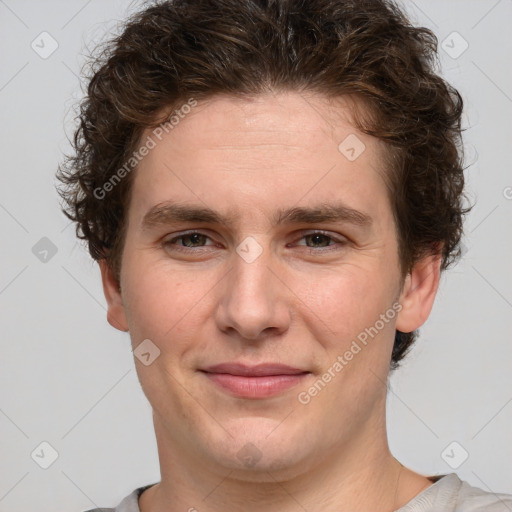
xmin=199 ymin=363 xmax=311 ymax=399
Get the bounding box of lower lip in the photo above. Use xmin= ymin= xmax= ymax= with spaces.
xmin=202 ymin=372 xmax=310 ymax=398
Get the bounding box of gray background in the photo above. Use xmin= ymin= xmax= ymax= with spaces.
xmin=0 ymin=0 xmax=511 ymax=510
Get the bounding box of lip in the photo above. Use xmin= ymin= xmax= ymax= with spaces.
xmin=200 ymin=363 xmax=311 ymax=399
xmin=202 ymin=363 xmax=307 ymax=376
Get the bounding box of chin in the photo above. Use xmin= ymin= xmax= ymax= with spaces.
xmin=199 ymin=416 xmax=312 ymax=477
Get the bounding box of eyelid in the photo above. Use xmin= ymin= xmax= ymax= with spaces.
xmin=162 ymin=229 xmax=348 ymax=250
xmin=291 ymin=229 xmax=348 ymax=245
xmin=164 ymin=229 xmax=218 ymax=246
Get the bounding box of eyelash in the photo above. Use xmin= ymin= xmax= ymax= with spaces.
xmin=162 ymin=230 xmax=347 ymax=253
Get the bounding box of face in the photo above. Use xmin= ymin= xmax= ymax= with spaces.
xmin=101 ymin=91 xmax=439 ymax=480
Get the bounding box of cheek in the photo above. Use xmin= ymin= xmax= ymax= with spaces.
xmin=121 ymin=257 xmax=210 ymax=346
xmin=294 ymin=264 xmax=393 ymax=339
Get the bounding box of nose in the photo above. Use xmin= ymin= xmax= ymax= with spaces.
xmin=214 ymin=248 xmax=291 ymax=341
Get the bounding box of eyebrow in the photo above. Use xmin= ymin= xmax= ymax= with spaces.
xmin=140 ymin=202 xmax=372 ymax=231
xmin=274 ymin=204 xmax=372 ymax=227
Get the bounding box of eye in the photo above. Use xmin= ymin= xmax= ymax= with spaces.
xmin=301 ymin=233 xmax=334 ymax=248
xmin=162 ymin=230 xmax=346 ymax=256
xmin=164 ymin=231 xmax=215 ymax=249
xmin=294 ymin=231 xmax=346 ymax=249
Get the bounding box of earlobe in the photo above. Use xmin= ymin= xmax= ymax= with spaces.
xmin=98 ymin=259 xmax=129 ymax=332
xmin=395 ymin=253 xmax=442 ymax=333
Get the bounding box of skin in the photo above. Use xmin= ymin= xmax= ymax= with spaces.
xmin=100 ymin=91 xmax=441 ymax=512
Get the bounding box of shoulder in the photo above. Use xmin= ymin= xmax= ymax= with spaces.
xmin=82 ymin=483 xmax=155 ymax=512
xmin=398 ymin=473 xmax=512 ymax=512
xmin=456 ymin=476 xmax=512 ymax=511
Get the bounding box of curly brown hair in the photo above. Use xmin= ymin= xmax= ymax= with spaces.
xmin=56 ymin=0 xmax=469 ymax=370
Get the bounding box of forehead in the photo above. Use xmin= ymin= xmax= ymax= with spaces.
xmin=127 ymin=91 xmax=391 ymax=229
xmin=165 ymin=92 xmax=365 ymax=153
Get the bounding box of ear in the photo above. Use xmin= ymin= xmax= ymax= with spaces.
xmin=395 ymin=252 xmax=442 ymax=333
xmin=98 ymin=259 xmax=129 ymax=332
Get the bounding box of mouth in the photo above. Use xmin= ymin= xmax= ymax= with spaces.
xmin=199 ymin=363 xmax=311 ymax=399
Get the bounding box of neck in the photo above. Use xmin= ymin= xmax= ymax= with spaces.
xmin=140 ymin=401 xmax=412 ymax=512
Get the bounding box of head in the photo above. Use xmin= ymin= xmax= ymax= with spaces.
xmin=57 ymin=0 xmax=468 ymax=477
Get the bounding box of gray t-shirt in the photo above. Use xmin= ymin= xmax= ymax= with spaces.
xmin=84 ymin=473 xmax=512 ymax=512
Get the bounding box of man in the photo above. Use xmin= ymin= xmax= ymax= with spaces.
xmin=56 ymin=0 xmax=512 ymax=510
